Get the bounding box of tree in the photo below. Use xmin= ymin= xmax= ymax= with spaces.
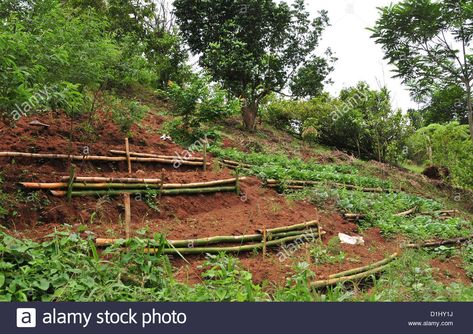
xmin=370 ymin=0 xmax=473 ymax=142
xmin=421 ymin=84 xmax=468 ymax=124
xmin=173 ymin=0 xmax=333 ymax=130
xmin=408 ymin=122 xmax=473 ymax=187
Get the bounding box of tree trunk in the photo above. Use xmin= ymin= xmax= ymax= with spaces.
xmin=241 ymin=101 xmax=258 ymax=131
xmin=466 ymin=83 xmax=473 ymax=143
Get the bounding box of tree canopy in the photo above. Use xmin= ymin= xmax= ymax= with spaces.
xmin=173 ymin=0 xmax=333 ymax=130
xmin=370 ymin=0 xmax=473 ymax=141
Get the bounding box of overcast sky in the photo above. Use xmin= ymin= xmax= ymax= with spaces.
xmin=300 ymin=0 xmax=419 ymax=111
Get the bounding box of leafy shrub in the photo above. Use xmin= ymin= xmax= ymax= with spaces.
xmin=407 ymin=122 xmax=473 ymax=188
xmin=107 ymin=97 xmax=148 ymax=135
xmin=0 ymin=231 xmax=173 ymax=301
xmin=165 ymin=74 xmax=239 ymax=128
xmin=162 ymin=118 xmax=221 ymax=147
xmin=210 ymin=146 xmax=391 ymax=188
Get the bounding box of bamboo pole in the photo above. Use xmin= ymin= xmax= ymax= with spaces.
xmin=95 ymin=229 xmax=326 ymax=248
xmin=50 ymin=186 xmax=237 ymax=197
xmin=145 ymin=233 xmax=321 ymax=255
xmin=0 ymin=151 xmax=208 ymax=166
xmin=67 ymin=165 xmax=75 ymax=203
xmin=109 ymin=150 xmax=204 ymax=161
xmin=262 ymin=227 xmax=267 ymax=258
xmin=221 ymin=159 xmax=253 ymax=168
xmin=257 ymin=220 xmax=319 ymax=234
xmin=420 ymin=210 xmax=459 ymax=216
xmin=311 ymin=263 xmax=393 ymax=290
xmin=266 ymin=179 xmax=395 ymax=193
xmin=124 ymin=194 xmax=131 ymax=239
xmin=60 ymin=176 xmax=162 ymax=184
xmin=235 ymin=171 xmax=241 ymax=195
xmin=344 ymin=207 xmax=417 ymax=220
xmin=203 ymin=141 xmax=207 ymax=172
xmin=328 ymin=253 xmax=398 ymax=279
xmin=344 ymin=213 xmax=366 ymax=220
xmin=404 ymin=235 xmax=473 ymax=249
xmin=394 ymin=207 xmax=417 ymax=217
xmin=159 ymin=169 xmax=165 ymax=200
xmin=21 ymin=178 xmax=245 ymax=190
xmin=125 ymin=138 xmax=132 ymax=174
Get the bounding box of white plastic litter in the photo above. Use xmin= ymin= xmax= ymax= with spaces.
xmin=160 ymin=134 xmax=172 ymax=141
xmin=338 ymin=233 xmax=365 ymax=245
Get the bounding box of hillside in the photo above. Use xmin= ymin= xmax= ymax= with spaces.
xmin=1 ymin=91 xmax=472 ymax=301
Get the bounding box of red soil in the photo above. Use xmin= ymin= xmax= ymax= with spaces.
xmin=430 ymin=257 xmax=471 ymax=285
xmin=0 ymin=108 xmax=469 ymax=288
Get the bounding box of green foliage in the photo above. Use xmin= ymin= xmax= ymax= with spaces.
xmin=461 ymin=244 xmax=473 ymax=280
xmin=311 ymin=239 xmax=345 ymax=265
xmin=173 ymin=0 xmax=333 ymax=129
xmin=370 ymin=0 xmax=473 ymax=142
xmin=408 ymin=122 xmax=473 ymax=187
xmin=195 ymin=254 xmax=267 ymax=302
xmin=273 ymin=262 xmax=316 ymax=302
xmin=294 ymin=187 xmax=471 ymax=241
xmin=210 ymin=146 xmax=391 ymax=188
xmin=262 ymin=83 xmax=412 ymax=163
xmin=107 ymin=97 xmax=149 ymax=136
xmin=162 ymin=118 xmax=221 ymax=148
xmin=420 ymin=85 xmax=469 ymax=125
xmin=0 ymin=232 xmax=269 ymax=302
xmin=0 ymin=231 xmax=173 ymax=301
xmin=0 ymin=0 xmax=188 ymax=122
xmin=366 ymin=251 xmax=473 ymax=302
xmin=322 ymin=83 xmax=410 ymax=162
xmin=165 ymin=74 xmax=239 ymax=128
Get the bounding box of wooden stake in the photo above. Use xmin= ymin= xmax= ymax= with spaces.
xmin=262 ymin=226 xmax=267 ymax=258
xmin=125 ymin=138 xmax=132 ymax=175
xmin=159 ymin=169 xmax=165 ymax=200
xmin=235 ymin=171 xmax=241 ymax=195
xmin=67 ymin=165 xmax=75 ymax=203
xmin=124 ymin=194 xmax=131 ymax=239
xmin=203 ymin=140 xmax=207 ymax=172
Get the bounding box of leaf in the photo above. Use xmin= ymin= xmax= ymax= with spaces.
xmin=36 ymin=278 xmax=50 ymax=291
xmin=0 ymin=273 xmax=5 ymax=288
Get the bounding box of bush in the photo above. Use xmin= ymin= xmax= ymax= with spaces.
xmin=107 ymin=96 xmax=149 ymax=136
xmin=407 ymin=122 xmax=473 ymax=188
xmin=166 ymin=74 xmax=239 ymax=128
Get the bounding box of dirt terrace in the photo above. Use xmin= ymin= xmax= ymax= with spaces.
xmin=0 ymin=110 xmax=467 ymax=287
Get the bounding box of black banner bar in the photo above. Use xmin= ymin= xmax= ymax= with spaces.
xmin=1 ymin=302 xmax=468 ymax=334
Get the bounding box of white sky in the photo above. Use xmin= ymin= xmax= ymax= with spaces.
xmin=301 ymin=0 xmax=419 ymax=111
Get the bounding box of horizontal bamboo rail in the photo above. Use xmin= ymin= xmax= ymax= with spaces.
xmin=328 ymin=253 xmax=399 ymax=279
xmin=60 ymin=176 xmax=162 ymax=184
xmin=266 ymin=179 xmax=392 ymax=193
xmin=344 ymin=207 xmax=417 ymax=221
xmin=21 ymin=178 xmax=246 ymax=190
xmin=221 ymin=159 xmax=253 ymax=168
xmin=420 ymin=210 xmax=459 ymax=216
xmin=311 ymin=263 xmax=393 ymax=290
xmin=404 ymin=235 xmax=473 ymax=249
xmin=0 ymin=151 xmax=208 ymax=166
xmin=96 ymin=229 xmax=326 ymax=248
xmin=257 ymin=220 xmax=319 ymax=234
xmin=344 ymin=213 xmax=366 ymax=220
xmin=146 ymin=233 xmax=322 ymax=255
xmin=50 ymin=186 xmax=237 ymax=197
xmin=110 ymin=150 xmax=204 ymax=161
xmin=394 ymin=207 xmax=417 ymax=217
